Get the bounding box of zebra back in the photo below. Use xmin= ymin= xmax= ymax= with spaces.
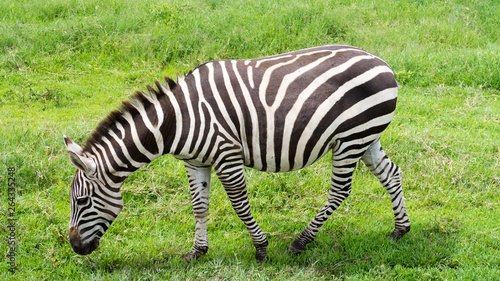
xmin=167 ymin=45 xmax=398 ymax=171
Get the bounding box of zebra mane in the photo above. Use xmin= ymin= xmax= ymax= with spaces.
xmin=82 ymin=76 xmax=178 ymax=152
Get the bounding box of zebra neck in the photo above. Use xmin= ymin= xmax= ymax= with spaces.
xmin=83 ymin=86 xmax=178 ymax=184
xmin=84 ymin=120 xmax=171 ymax=186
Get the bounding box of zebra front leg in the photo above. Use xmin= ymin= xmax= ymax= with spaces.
xmin=289 ymin=159 xmax=356 ymax=254
xmin=361 ymin=140 xmax=411 ymax=239
xmin=183 ymin=162 xmax=212 ymax=261
xmin=215 ymin=161 xmax=269 ymax=262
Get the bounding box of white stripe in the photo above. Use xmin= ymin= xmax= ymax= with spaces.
xmin=191 ymin=69 xmax=208 ymax=155
xmin=158 ymin=83 xmax=184 ymax=155
xmin=255 ymin=54 xmax=293 ymax=68
xmin=148 ymin=91 xmax=165 ymax=154
xmin=176 ymin=76 xmax=196 ymax=155
xmin=247 ymin=65 xmax=254 ymax=89
xmin=122 ymin=111 xmax=156 ymax=161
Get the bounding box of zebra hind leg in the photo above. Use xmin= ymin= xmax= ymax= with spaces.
xmin=289 ymin=155 xmax=357 ymax=254
xmin=361 ymin=140 xmax=411 ymax=239
xmin=183 ymin=162 xmax=212 ymax=262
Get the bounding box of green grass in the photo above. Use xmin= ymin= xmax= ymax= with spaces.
xmin=1 ymin=0 xmax=499 ymax=279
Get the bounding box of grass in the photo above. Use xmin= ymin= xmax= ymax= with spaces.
xmin=1 ymin=0 xmax=499 ymax=279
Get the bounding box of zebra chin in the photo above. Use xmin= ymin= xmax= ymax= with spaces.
xmin=68 ymin=227 xmax=100 ymax=255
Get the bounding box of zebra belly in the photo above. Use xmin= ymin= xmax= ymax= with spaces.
xmin=242 ymin=143 xmax=333 ymax=173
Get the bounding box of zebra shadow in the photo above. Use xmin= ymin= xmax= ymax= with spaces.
xmin=264 ymin=220 xmax=461 ymax=272
xmin=77 ymin=222 xmax=460 ymax=276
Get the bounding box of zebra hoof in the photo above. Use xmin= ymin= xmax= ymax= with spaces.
xmin=255 ymin=248 xmax=268 ymax=263
xmin=183 ymin=251 xmax=199 ymax=262
xmin=183 ymin=246 xmax=208 ymax=262
xmin=287 ymin=246 xmax=303 ymax=255
xmin=256 ymin=255 xmax=270 ymax=263
xmin=287 ymin=240 xmax=306 ymax=255
xmin=388 ymin=225 xmax=411 ymax=240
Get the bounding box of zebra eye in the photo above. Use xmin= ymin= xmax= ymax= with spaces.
xmin=76 ymin=196 xmax=90 ymax=205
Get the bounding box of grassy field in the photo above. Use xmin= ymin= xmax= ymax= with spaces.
xmin=1 ymin=0 xmax=499 ymax=279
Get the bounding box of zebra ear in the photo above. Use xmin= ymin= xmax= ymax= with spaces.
xmin=64 ymin=135 xmax=96 ymax=174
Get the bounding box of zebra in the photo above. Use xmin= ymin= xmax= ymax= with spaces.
xmin=64 ymin=45 xmax=411 ymax=262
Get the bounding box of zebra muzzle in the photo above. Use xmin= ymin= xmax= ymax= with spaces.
xmin=69 ymin=227 xmax=100 ymax=255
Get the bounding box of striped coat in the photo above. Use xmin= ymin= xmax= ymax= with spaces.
xmin=65 ymin=45 xmax=410 ymax=261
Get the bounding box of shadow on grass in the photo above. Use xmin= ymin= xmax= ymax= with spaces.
xmin=76 ymin=220 xmax=460 ymax=278
xmin=266 ymin=220 xmax=461 ymax=276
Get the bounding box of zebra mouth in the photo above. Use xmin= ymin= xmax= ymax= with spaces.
xmin=69 ymin=227 xmax=100 ymax=255
xmin=71 ymin=237 xmax=100 ymax=255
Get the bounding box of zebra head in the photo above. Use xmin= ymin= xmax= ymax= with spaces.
xmin=64 ymin=136 xmax=124 ymax=255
